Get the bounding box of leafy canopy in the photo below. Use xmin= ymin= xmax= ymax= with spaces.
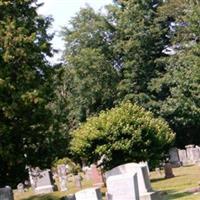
xmin=71 ymin=102 xmax=174 ymax=169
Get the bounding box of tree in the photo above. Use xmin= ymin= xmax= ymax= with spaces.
xmin=148 ymin=0 xmax=200 ymax=147
xmin=113 ymin=0 xmax=168 ymax=104
xmin=0 ymin=0 xmax=66 ymax=186
xmin=71 ymin=102 xmax=174 ymax=170
xmin=61 ymin=7 xmax=119 ymax=128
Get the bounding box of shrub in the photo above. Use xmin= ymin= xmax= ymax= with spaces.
xmin=71 ymin=102 xmax=175 ymax=170
xmin=52 ymin=157 xmax=81 ymax=174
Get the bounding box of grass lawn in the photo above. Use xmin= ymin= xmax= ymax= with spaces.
xmin=151 ymin=165 xmax=200 ymax=199
xmin=14 ymin=165 xmax=200 ymax=200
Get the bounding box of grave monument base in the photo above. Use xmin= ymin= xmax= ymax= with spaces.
xmin=35 ymin=185 xmax=54 ymax=194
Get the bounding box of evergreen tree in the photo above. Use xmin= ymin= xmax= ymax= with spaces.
xmin=149 ymin=0 xmax=200 ymax=146
xmin=0 ymin=0 xmax=65 ymax=186
xmin=114 ymin=0 xmax=168 ymax=105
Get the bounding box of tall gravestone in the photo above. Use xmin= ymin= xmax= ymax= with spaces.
xmin=178 ymin=149 xmax=188 ymax=165
xmin=106 ymin=172 xmax=139 ymax=200
xmin=169 ymin=148 xmax=181 ymax=166
xmin=190 ymin=148 xmax=200 ymax=163
xmin=0 ymin=187 xmax=14 ymax=200
xmin=75 ymin=187 xmax=102 ymax=200
xmin=91 ymin=164 xmax=104 ymax=187
xmin=186 ymin=145 xmax=196 ymax=164
xmin=105 ymin=162 xmax=161 ymax=200
xmin=57 ymin=164 xmax=68 ymax=191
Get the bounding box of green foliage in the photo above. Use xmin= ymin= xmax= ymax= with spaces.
xmin=59 ymin=6 xmax=119 ymax=128
xmin=58 ymin=0 xmax=199 ymax=164
xmin=148 ymin=1 xmax=200 ymax=146
xmin=114 ymin=0 xmax=168 ymax=103
xmin=53 ymin=157 xmax=81 ymax=174
xmin=71 ymin=102 xmax=174 ymax=169
xmin=0 ymin=0 xmax=67 ymax=186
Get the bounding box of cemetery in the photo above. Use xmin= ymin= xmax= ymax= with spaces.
xmin=1 ymin=1 xmax=199 ymax=200
xmin=1 ymin=155 xmax=200 ymax=200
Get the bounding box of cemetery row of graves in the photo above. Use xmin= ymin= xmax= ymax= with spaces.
xmin=2 ymin=144 xmax=200 ymax=200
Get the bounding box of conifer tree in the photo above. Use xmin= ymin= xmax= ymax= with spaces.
xmin=0 ymin=0 xmax=64 ymax=186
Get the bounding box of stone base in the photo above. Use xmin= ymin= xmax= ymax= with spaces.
xmin=140 ymin=191 xmax=162 ymax=200
xmin=35 ymin=185 xmax=54 ymax=194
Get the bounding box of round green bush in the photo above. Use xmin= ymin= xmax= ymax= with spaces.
xmin=71 ymin=102 xmax=175 ymax=170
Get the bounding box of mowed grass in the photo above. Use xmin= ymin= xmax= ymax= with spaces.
xmin=151 ymin=165 xmax=200 ymax=199
xmin=14 ymin=178 xmax=93 ymax=200
xmin=14 ymin=165 xmax=200 ymax=200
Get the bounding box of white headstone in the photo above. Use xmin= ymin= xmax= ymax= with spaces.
xmin=185 ymin=145 xmax=200 ymax=164
xmin=75 ymin=187 xmax=102 ymax=200
xmin=34 ymin=169 xmax=55 ymax=194
xmin=178 ymin=149 xmax=188 ymax=165
xmin=57 ymin=164 xmax=68 ymax=192
xmin=105 ymin=162 xmax=152 ymax=194
xmin=106 ymin=173 xmax=139 ymax=200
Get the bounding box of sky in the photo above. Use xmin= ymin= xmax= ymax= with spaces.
xmin=38 ymin=0 xmax=113 ymax=62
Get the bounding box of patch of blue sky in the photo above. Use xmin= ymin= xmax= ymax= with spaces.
xmin=38 ymin=0 xmax=113 ymax=63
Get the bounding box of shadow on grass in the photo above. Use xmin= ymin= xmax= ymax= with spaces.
xmin=151 ymin=175 xmax=185 ymax=183
xmin=151 ymin=177 xmax=166 ymax=183
xmin=22 ymin=194 xmax=60 ymax=200
xmin=163 ymin=190 xmax=195 ymax=200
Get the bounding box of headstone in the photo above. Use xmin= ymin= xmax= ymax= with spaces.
xmin=139 ymin=161 xmax=150 ymax=176
xmin=24 ymin=180 xmax=31 ymax=191
xmin=190 ymin=148 xmax=200 ymax=162
xmin=106 ymin=172 xmax=139 ymax=200
xmin=155 ymin=168 xmax=163 ymax=177
xmin=85 ymin=168 xmax=92 ymax=181
xmin=57 ymin=164 xmax=68 ymax=191
xmin=105 ymin=162 xmax=162 ymax=200
xmin=105 ymin=162 xmax=152 ymax=194
xmin=164 ymin=163 xmax=174 ymax=179
xmin=75 ymin=187 xmax=102 ymax=200
xmin=178 ymin=149 xmax=188 ymax=165
xmin=0 ymin=186 xmax=14 ymax=200
xmin=34 ymin=169 xmax=55 ymax=194
xmin=185 ymin=145 xmax=199 ymax=164
xmin=169 ymin=148 xmax=181 ymax=166
xmin=91 ymin=164 xmax=104 ymax=187
xmin=74 ymin=174 xmax=82 ymax=189
xmin=28 ymin=166 xmax=43 ymax=189
xmin=17 ymin=183 xmax=24 ymax=192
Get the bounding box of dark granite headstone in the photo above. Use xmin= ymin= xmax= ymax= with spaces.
xmin=164 ymin=163 xmax=175 ymax=179
xmin=169 ymin=148 xmax=181 ymax=166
